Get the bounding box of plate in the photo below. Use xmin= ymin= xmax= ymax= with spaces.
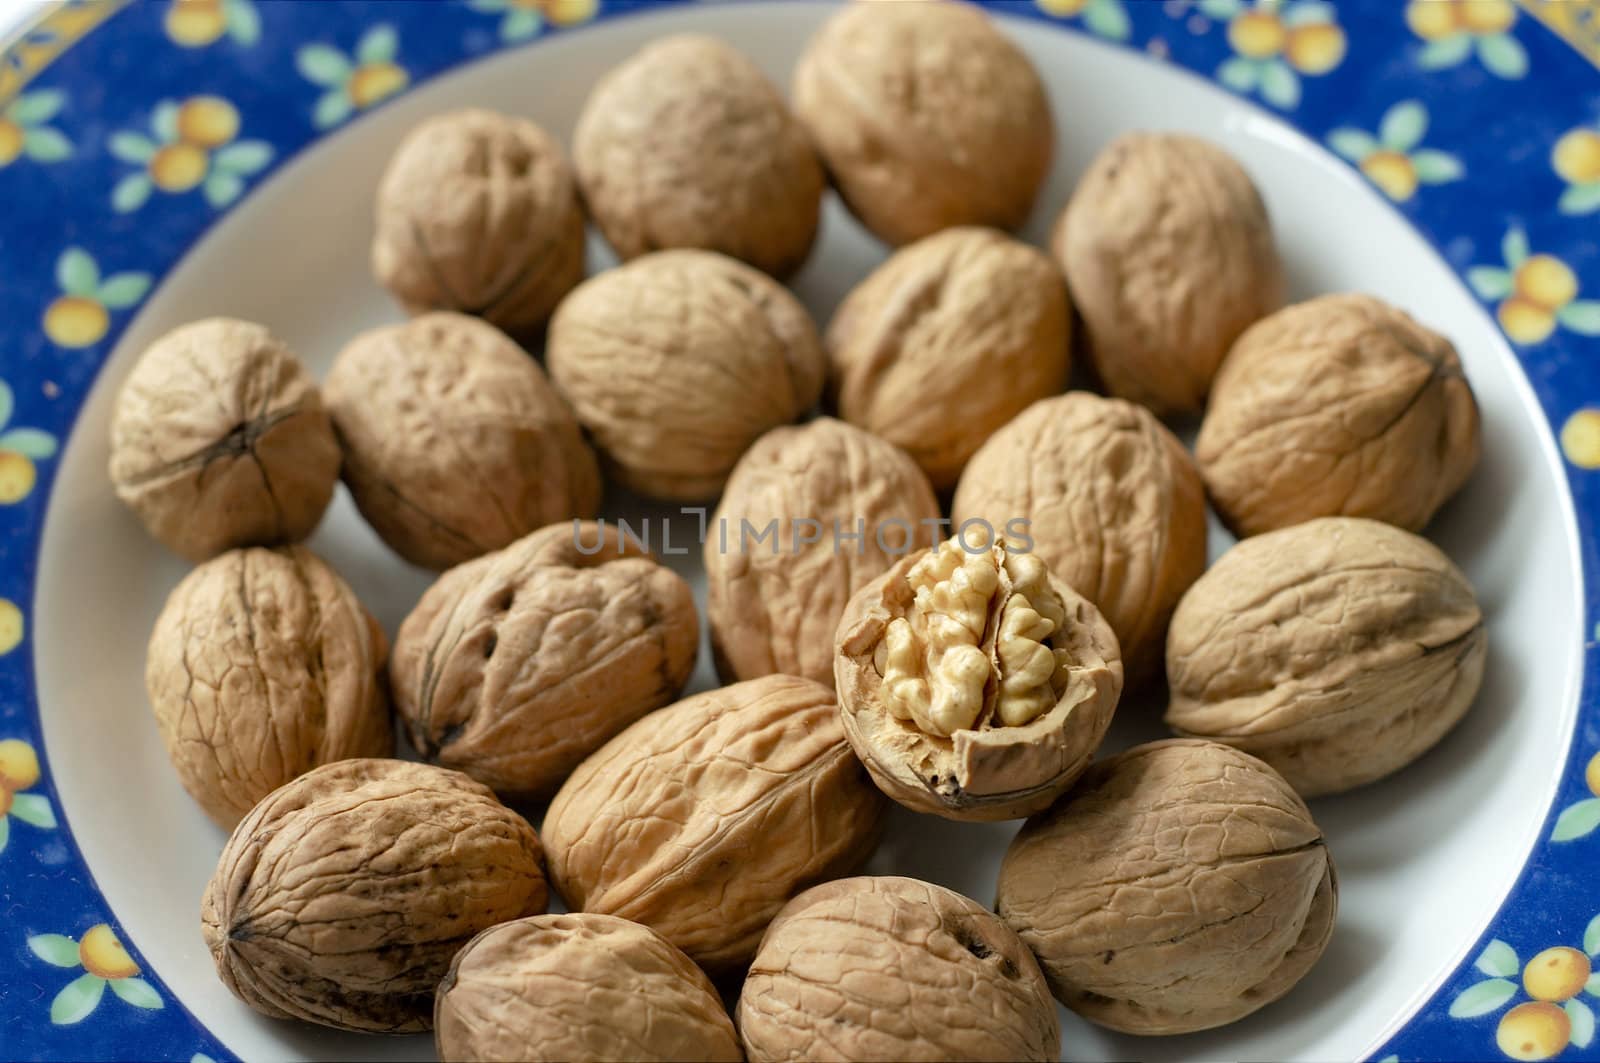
xmin=3 ymin=2 xmax=1599 ymax=1060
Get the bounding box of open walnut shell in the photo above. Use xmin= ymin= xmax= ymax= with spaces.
xmin=834 ymin=533 xmax=1122 ymax=821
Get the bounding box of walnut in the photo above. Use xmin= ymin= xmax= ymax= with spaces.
xmin=1165 ymin=516 xmax=1486 ymax=797
xmin=547 ymin=250 xmax=825 ymax=501
xmin=792 ymin=1 xmax=1052 ymax=246
xmin=573 ymin=35 xmax=823 ymax=278
xmin=543 ymin=674 xmax=886 ymax=971
xmin=202 ymin=758 xmax=547 ymax=1033
xmin=737 ymin=876 xmax=1059 ymax=1063
xmin=1052 ymin=132 xmax=1284 ymax=415
xmin=108 ymin=318 xmax=340 ymax=562
xmin=145 ymin=546 xmax=392 ymax=828
xmin=391 ymin=522 xmax=698 ymax=800
xmin=834 ymin=531 xmax=1122 ymax=821
xmin=371 ymin=108 xmax=586 ymax=336
xmin=435 ymin=913 xmax=741 ymax=1063
xmin=826 ymin=227 xmax=1069 ymax=489
xmin=996 ymin=739 xmax=1337 ymax=1035
xmin=324 ymin=312 xmax=600 ymax=570
xmin=1196 ymin=293 xmax=1481 ymax=536
xmin=705 ymin=417 xmax=940 ymax=686
xmin=952 ymin=392 xmax=1207 ymax=685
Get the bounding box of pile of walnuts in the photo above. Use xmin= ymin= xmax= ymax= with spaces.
xmin=109 ymin=3 xmax=1488 ymax=1060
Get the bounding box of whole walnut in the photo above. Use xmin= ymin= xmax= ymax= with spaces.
xmin=371 ymin=108 xmax=585 ymax=335
xmin=324 ymin=312 xmax=600 ymax=570
xmin=835 ymin=532 xmax=1122 ymax=821
xmin=827 ymin=227 xmax=1070 ymax=489
xmin=547 ymin=251 xmax=825 ymax=500
xmin=108 ymin=318 xmax=340 ymax=562
xmin=1053 ymin=133 xmax=1284 ymax=415
xmin=1196 ymin=294 xmax=1481 ymax=536
xmin=543 ymin=674 xmax=886 ymax=971
xmin=1166 ymin=517 xmax=1486 ymax=797
xmin=391 ymin=522 xmax=698 ymax=800
xmin=996 ymin=739 xmax=1337 ymax=1035
xmin=573 ymin=35 xmax=823 ymax=278
xmin=738 ymin=877 xmax=1059 ymax=1063
xmin=706 ymin=418 xmax=939 ymax=686
xmin=146 ymin=546 xmax=391 ymax=828
xmin=953 ymin=392 xmax=1207 ymax=685
xmin=202 ymin=758 xmax=547 ymax=1033
xmin=792 ymin=1 xmax=1052 ymax=246
xmin=435 ymin=913 xmax=741 ymax=1063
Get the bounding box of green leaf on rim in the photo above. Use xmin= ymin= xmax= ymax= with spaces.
xmin=297 ymin=44 xmax=351 ymax=87
xmin=313 ymin=90 xmax=353 ymax=130
xmin=1283 ymin=1 xmax=1335 ymax=26
xmin=1411 ymin=150 xmax=1463 ymax=184
xmin=0 ymin=428 xmax=58 ymax=461
xmin=1570 ymin=999 xmax=1597 ymax=1049
xmin=468 ymin=0 xmax=509 ymax=11
xmin=1552 ymin=797 xmax=1600 ymax=841
xmin=0 ymin=815 xmax=7 ymax=855
xmin=6 ymin=89 xmax=64 ymax=125
xmin=1502 ymin=227 xmax=1529 ymax=269
xmin=1448 ymin=978 xmax=1517 ymax=1018
xmin=1417 ymin=35 xmax=1472 ymax=70
xmin=1560 ymin=183 xmax=1600 ymax=216
xmin=108 ymin=131 xmax=157 ymax=164
xmin=151 ymin=100 xmax=179 ymax=143
xmin=1259 ymin=61 xmax=1300 ymax=109
xmin=50 ymin=973 xmax=105 ymax=1025
xmin=8 ymin=792 xmax=56 ymax=828
xmin=112 ymin=174 xmax=152 ymax=214
xmin=96 ymin=272 xmax=151 ymax=309
xmin=1558 ymin=302 xmax=1600 ymax=337
xmin=502 ymin=8 xmax=540 ymax=40
xmin=0 ymin=379 xmax=13 ymax=428
xmin=1585 ymin=914 xmax=1600 ymax=957
xmin=1379 ymin=101 xmax=1427 ymax=152
xmin=224 ymin=0 xmax=261 ymax=46
xmin=27 ymin=934 xmax=80 ymax=968
xmin=1474 ymin=939 xmax=1519 ymax=979
xmin=356 ymin=24 xmax=398 ymax=65
xmin=1476 ymin=33 xmax=1527 ymax=79
xmin=212 ymin=140 xmax=272 ymax=174
xmin=1326 ymin=127 xmax=1377 ymax=162
xmin=203 ymin=171 xmax=244 ymax=208
xmin=22 ymin=127 xmax=70 ymax=162
xmin=1197 ymin=0 xmax=1242 ymax=19
xmin=1218 ymin=57 xmax=1259 ymax=93
xmin=109 ymin=977 xmax=162 ymax=1010
xmin=1084 ymin=0 xmax=1131 ymax=41
xmin=56 ymin=248 xmax=98 ymax=297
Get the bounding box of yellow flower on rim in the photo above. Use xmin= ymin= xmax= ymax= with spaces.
xmin=1467 ymin=229 xmax=1600 ymax=347
xmin=1204 ymin=0 xmax=1346 ymax=110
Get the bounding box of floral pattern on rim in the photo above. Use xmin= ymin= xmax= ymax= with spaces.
xmin=1326 ymin=100 xmax=1463 ymax=202
xmin=297 ymin=24 xmax=409 ymax=130
xmin=1406 ymin=0 xmax=1528 ymax=79
xmin=40 ymin=248 xmax=151 ymax=350
xmin=109 ymin=96 xmax=273 ymax=212
xmin=1449 ymin=920 xmax=1600 ymax=1060
xmin=0 ymin=738 xmax=56 ymax=855
xmin=0 ymin=380 xmax=58 ymax=506
xmin=464 ymin=0 xmax=600 ymax=44
xmin=163 ymin=0 xmax=261 ymax=49
xmin=28 ymin=924 xmax=163 ymax=1025
xmin=0 ymin=89 xmax=71 ymax=166
xmin=1033 ymin=0 xmax=1131 ymax=42
xmin=1202 ymin=0 xmax=1347 ymax=109
xmin=1467 ymin=228 xmax=1600 ymax=346
xmin=1553 ymin=124 xmax=1600 ymax=216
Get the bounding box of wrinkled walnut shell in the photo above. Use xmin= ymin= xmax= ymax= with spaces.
xmin=826 ymin=227 xmax=1070 ymax=490
xmin=1196 ymin=293 xmax=1481 ymax=536
xmin=1053 ymin=132 xmax=1284 ymax=415
xmin=738 ymin=876 xmax=1059 ymax=1063
xmin=372 ymin=108 xmax=586 ymax=335
xmin=435 ymin=913 xmax=741 ymax=1063
xmin=391 ymin=522 xmax=698 ymax=800
xmin=145 ymin=546 xmax=392 ymax=828
xmin=547 ymin=250 xmax=826 ymax=500
xmin=108 ymin=318 xmax=340 ymax=562
xmin=324 ymin=312 xmax=600 ymax=570
xmin=792 ymin=1 xmax=1052 ymax=246
xmin=996 ymin=739 xmax=1337 ymax=1035
xmin=543 ymin=674 xmax=886 ymax=971
xmin=953 ymin=392 xmax=1207 ymax=685
xmin=574 ymin=34 xmax=823 ymax=277
xmin=1166 ymin=517 xmax=1486 ymax=797
xmin=834 ymin=545 xmax=1122 ymax=821
xmin=706 ymin=418 xmax=940 ymax=686
xmin=202 ymin=758 xmax=547 ymax=1033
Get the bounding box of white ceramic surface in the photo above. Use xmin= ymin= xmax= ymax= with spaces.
xmin=30 ymin=5 xmax=1583 ymax=1060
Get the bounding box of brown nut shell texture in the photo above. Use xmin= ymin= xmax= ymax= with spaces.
xmin=145 ymin=546 xmax=392 ymax=829
xmin=1054 ymin=132 xmax=1284 ymax=415
xmin=827 ymin=227 xmax=1070 ymax=490
xmin=737 ymin=876 xmax=1059 ymax=1063
xmin=372 ymin=108 xmax=586 ymax=335
xmin=392 ymin=522 xmax=698 ymax=800
xmin=324 ymin=311 xmax=600 ymax=570
xmin=108 ymin=317 xmax=340 ymax=562
xmin=574 ymin=34 xmax=823 ymax=278
xmin=835 ymin=533 xmax=1122 ymax=821
xmin=706 ymin=417 xmax=940 ymax=686
xmin=547 ymin=250 xmax=826 ymax=501
xmin=1197 ymin=293 xmax=1481 ymax=536
xmin=202 ymin=758 xmax=548 ymax=1033
xmin=792 ymin=1 xmax=1052 ymax=246
xmin=953 ymin=392 xmax=1207 ymax=686
xmin=435 ymin=913 xmax=741 ymax=1063
xmin=996 ymin=739 xmax=1337 ymax=1036
xmin=543 ymin=674 xmax=886 ymax=971
xmin=1165 ymin=516 xmax=1486 ymax=797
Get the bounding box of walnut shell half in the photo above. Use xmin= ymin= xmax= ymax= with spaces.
xmin=706 ymin=417 xmax=940 ymax=686
xmin=543 ymin=674 xmax=886 ymax=971
xmin=737 ymin=876 xmax=1059 ymax=1063
xmin=391 ymin=522 xmax=698 ymax=800
xmin=435 ymin=913 xmax=741 ymax=1063
xmin=835 ymin=533 xmax=1122 ymax=821
xmin=996 ymin=739 xmax=1337 ymax=1035
xmin=1165 ymin=516 xmax=1486 ymax=797
xmin=108 ymin=318 xmax=340 ymax=561
xmin=1196 ymin=293 xmax=1481 ymax=536
xmin=953 ymin=392 xmax=1207 ymax=686
xmin=146 ymin=546 xmax=392 ymax=828
xmin=202 ymin=758 xmax=547 ymax=1033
